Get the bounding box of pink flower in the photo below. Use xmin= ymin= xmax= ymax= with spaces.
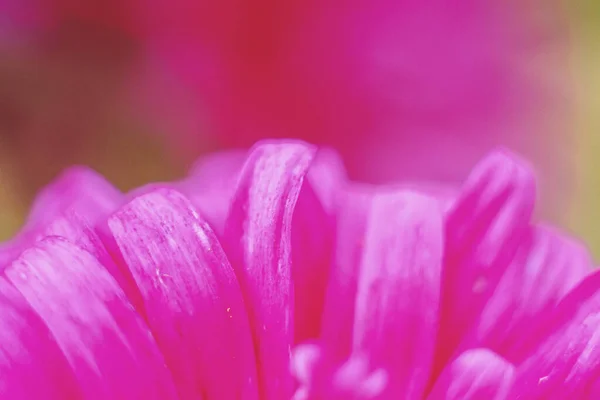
xmin=0 ymin=139 xmax=595 ymax=399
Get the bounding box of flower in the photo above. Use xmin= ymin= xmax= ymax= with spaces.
xmin=0 ymin=139 xmax=595 ymax=399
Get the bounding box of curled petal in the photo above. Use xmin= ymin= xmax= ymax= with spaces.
xmin=223 ymin=140 xmax=316 ymax=399
xmin=184 ymin=149 xmax=247 ymax=235
xmin=292 ymin=148 xmax=346 ymax=342
xmin=105 ymin=189 xmax=258 ymax=399
xmin=509 ymin=270 xmax=600 ymax=398
xmin=303 ymin=147 xmax=347 ymax=216
xmin=427 ymin=349 xmax=515 ymax=400
xmin=353 ymin=190 xmax=443 ymax=398
xmin=433 ymin=150 xmax=535 ymax=378
xmin=4 ymin=237 xmax=178 ymax=399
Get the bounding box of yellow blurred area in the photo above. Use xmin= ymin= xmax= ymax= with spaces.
xmin=0 ymin=144 xmax=25 ymax=237
xmin=0 ymin=128 xmax=186 ymax=240
xmin=0 ymin=34 xmax=192 ymax=240
xmin=567 ymin=1 xmax=600 ymax=259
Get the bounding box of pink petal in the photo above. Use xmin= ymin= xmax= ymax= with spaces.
xmin=187 ymin=148 xmax=247 ymax=179
xmin=292 ymin=148 xmax=346 ymax=342
xmin=291 ymin=342 xmax=324 ymax=387
xmin=184 ymin=149 xmax=247 ymax=236
xmin=0 ymin=243 xmax=23 ymax=270
xmin=465 ymin=224 xmax=592 ymax=359
xmin=105 ymin=189 xmax=258 ymax=399
xmin=29 ymin=212 xmax=134 ymax=300
xmin=432 ymin=150 xmax=535 ymax=379
xmin=320 ymin=185 xmax=375 ymax=361
xmin=39 ymin=212 xmax=111 ymax=262
xmin=125 ymin=150 xmax=247 ymax=238
xmin=291 ymin=343 xmax=388 ymax=400
xmin=85 ymin=149 xmax=240 ymax=226
xmin=352 ymin=190 xmax=444 ymax=398
xmin=427 ymin=349 xmax=515 ymax=400
xmin=27 ymin=166 xmax=122 ymax=226
xmin=326 ymin=355 xmax=388 ymax=399
xmin=0 ymin=166 xmax=129 ymax=297
xmin=302 ymin=147 xmax=348 ymax=216
xmin=588 ymin=380 xmax=600 ymax=398
xmin=223 ymin=140 xmax=316 ymax=399
xmin=508 ymin=270 xmax=600 ymax=398
xmin=0 ymin=167 xmax=123 ymax=269
xmin=0 ymin=276 xmax=80 ymax=398
xmin=4 ymin=237 xmax=177 ymax=399
xmin=390 ymin=181 xmax=458 ymax=211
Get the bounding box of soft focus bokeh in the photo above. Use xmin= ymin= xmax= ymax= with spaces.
xmin=567 ymin=1 xmax=600 ymax=258
xmin=0 ymin=1 xmax=598 ymax=255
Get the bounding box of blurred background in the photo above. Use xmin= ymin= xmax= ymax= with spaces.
xmin=0 ymin=1 xmax=599 ymax=256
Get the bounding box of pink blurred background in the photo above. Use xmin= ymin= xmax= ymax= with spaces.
xmin=0 ymin=1 xmax=598 ymax=254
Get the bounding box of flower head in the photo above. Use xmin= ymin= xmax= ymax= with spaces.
xmin=0 ymin=139 xmax=595 ymax=399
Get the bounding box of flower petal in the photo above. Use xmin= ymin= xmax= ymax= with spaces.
xmin=223 ymin=140 xmax=316 ymax=399
xmin=427 ymin=349 xmax=515 ymax=400
xmin=392 ymin=181 xmax=458 ymax=211
xmin=432 ymin=150 xmax=535 ymax=378
xmin=353 ymin=190 xmax=444 ymax=398
xmin=302 ymin=147 xmax=347 ymax=216
xmin=0 ymin=276 xmax=80 ymax=398
xmin=291 ymin=342 xmax=324 ymax=387
xmin=4 ymin=237 xmax=178 ymax=399
xmin=105 ymin=189 xmax=258 ymax=399
xmin=187 ymin=148 xmax=247 ymax=179
xmin=125 ymin=150 xmax=247 ymax=238
xmin=0 ymin=166 xmax=130 ymax=299
xmin=0 ymin=242 xmax=23 ymax=270
xmin=0 ymin=167 xmax=122 ymax=269
xmin=292 ymin=148 xmax=346 ymax=342
xmin=184 ymin=149 xmax=247 ymax=235
xmin=465 ymin=224 xmax=592 ymax=359
xmin=508 ymin=270 xmax=600 ymax=398
xmin=320 ymin=185 xmax=375 ymax=361
xmin=40 ymin=212 xmax=128 ymax=286
xmin=27 ymin=166 xmax=123 ymax=227
xmin=291 ymin=343 xmax=388 ymax=400
xmin=327 ymin=354 xmax=388 ymax=399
